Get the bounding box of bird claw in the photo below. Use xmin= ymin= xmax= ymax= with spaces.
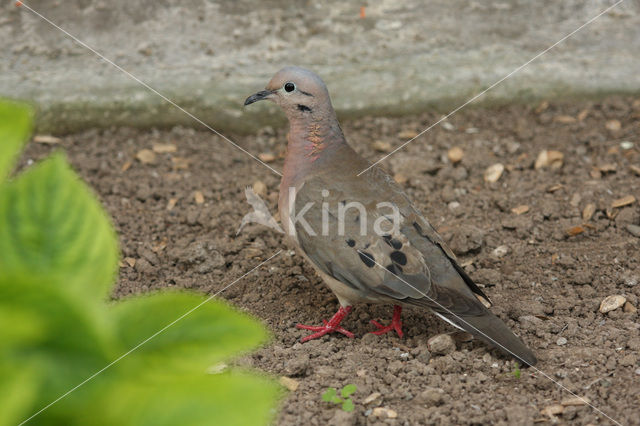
xmin=296 ymin=306 xmax=354 ymax=342
xmin=296 ymin=323 xmax=355 ymax=342
xmin=369 ymin=305 xmax=404 ymax=338
xmin=369 ymin=319 xmax=404 ymax=337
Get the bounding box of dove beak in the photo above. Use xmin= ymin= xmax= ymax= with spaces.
xmin=244 ymin=90 xmax=274 ymax=106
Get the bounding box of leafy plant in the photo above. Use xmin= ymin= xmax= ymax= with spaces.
xmin=322 ymin=384 xmax=357 ymax=412
xmin=0 ymin=99 xmax=280 ymax=425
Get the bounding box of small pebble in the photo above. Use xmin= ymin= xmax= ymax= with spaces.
xmin=279 ymin=376 xmax=300 ymax=391
xmin=372 ymin=407 xmax=397 ymax=419
xmin=372 ymin=140 xmax=392 ymax=152
xmin=135 ymin=149 xmax=157 ymax=164
xmin=258 ymin=152 xmax=276 ymax=162
xmin=582 ymin=203 xmax=596 ymax=221
xmin=625 ymin=224 xmax=640 ymax=238
xmin=484 ymin=163 xmax=504 ymax=183
xmin=363 ymin=392 xmax=382 ymax=405
xmin=427 ymin=334 xmax=456 ymax=356
xmin=492 ymin=245 xmax=509 ymax=258
xmin=448 ymin=146 xmax=464 ymax=163
xmin=600 ymin=295 xmax=627 ymax=313
xmin=511 ymin=205 xmax=529 ymax=215
xmin=535 ymin=150 xmax=564 ymax=169
xmin=556 ymin=337 xmax=568 ymax=346
xmin=252 ymin=180 xmax=267 ymax=198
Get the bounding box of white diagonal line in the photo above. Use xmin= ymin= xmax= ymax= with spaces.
xmin=16 ymin=1 xmax=282 ymax=177
xmin=358 ymin=0 xmax=626 ymax=176
xmin=357 ymin=250 xmax=622 ymax=426
xmin=18 ymin=250 xmax=282 ymax=425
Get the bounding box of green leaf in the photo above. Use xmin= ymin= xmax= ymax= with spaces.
xmin=0 ymin=154 xmax=119 ymax=299
xmin=0 ymin=278 xmax=114 ymax=398
xmin=111 ymin=291 xmax=269 ymax=371
xmin=80 ymin=370 xmax=281 ymax=426
xmin=331 ymin=395 xmax=342 ymax=404
xmin=321 ymin=387 xmax=337 ymax=403
xmin=341 ymin=398 xmax=354 ymax=412
xmin=0 ymin=99 xmax=32 ymax=184
xmin=341 ymin=383 xmax=357 ymax=398
xmin=0 ymin=364 xmax=39 ymax=426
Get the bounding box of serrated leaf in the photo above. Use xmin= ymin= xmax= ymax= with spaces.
xmin=341 ymin=398 xmax=354 ymax=412
xmin=111 ymin=291 xmax=269 ymax=371
xmin=0 ymin=154 xmax=119 ymax=299
xmin=322 ymin=387 xmax=337 ymax=402
xmin=341 ymin=383 xmax=357 ymax=398
xmin=80 ymin=370 xmax=280 ymax=426
xmin=0 ymin=99 xmax=32 ymax=184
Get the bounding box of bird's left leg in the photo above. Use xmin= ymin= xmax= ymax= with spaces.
xmin=370 ymin=305 xmax=404 ymax=337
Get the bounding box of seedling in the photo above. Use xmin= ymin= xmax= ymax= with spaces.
xmin=511 ymin=363 xmax=522 ymax=379
xmin=322 ymin=384 xmax=357 ymax=412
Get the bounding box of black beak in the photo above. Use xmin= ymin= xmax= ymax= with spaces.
xmin=244 ymin=90 xmax=273 ymax=106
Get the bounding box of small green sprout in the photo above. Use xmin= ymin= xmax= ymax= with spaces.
xmin=511 ymin=363 xmax=521 ymax=379
xmin=322 ymin=384 xmax=357 ymax=412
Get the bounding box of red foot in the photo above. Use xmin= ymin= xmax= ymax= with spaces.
xmin=370 ymin=305 xmax=404 ymax=338
xmin=296 ymin=306 xmax=355 ymax=342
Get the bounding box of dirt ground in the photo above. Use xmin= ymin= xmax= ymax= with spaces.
xmin=22 ymin=97 xmax=640 ymax=425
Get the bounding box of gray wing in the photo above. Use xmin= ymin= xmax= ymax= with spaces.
xmin=294 ymin=167 xmax=537 ymax=366
xmin=293 ymin=168 xmax=488 ymax=311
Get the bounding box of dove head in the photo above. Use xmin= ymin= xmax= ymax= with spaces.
xmin=244 ymin=66 xmax=336 ymax=121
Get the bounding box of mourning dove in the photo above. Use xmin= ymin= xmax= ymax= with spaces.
xmin=245 ymin=66 xmax=537 ymax=366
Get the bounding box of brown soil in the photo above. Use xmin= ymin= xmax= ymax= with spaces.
xmin=22 ymin=97 xmax=640 ymax=425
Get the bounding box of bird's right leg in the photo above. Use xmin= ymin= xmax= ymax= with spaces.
xmin=296 ymin=306 xmax=355 ymax=342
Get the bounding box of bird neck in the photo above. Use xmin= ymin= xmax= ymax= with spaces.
xmin=282 ymin=114 xmax=346 ymax=185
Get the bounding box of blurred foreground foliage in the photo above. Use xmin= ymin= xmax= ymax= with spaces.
xmin=0 ymin=100 xmax=280 ymax=425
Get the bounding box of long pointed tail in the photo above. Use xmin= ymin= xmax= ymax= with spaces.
xmin=436 ymin=310 xmax=537 ymax=366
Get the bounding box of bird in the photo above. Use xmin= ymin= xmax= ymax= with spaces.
xmin=244 ymin=66 xmax=537 ymax=366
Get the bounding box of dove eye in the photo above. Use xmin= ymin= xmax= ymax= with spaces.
xmin=284 ymin=82 xmax=295 ymax=92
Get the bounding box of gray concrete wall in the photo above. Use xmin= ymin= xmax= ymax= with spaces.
xmin=1 ymin=0 xmax=639 ymax=134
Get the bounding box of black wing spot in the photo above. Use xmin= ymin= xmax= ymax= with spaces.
xmin=413 ymin=221 xmax=424 ymax=235
xmin=383 ymin=234 xmax=402 ymax=249
xmin=297 ymin=104 xmax=312 ymax=112
xmin=390 ymin=251 xmax=407 ymax=265
xmin=346 ymin=239 xmax=356 ymax=247
xmin=358 ymin=251 xmax=375 ymax=268
xmin=386 ymin=264 xmax=402 ymax=274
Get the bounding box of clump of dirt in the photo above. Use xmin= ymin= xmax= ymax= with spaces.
xmin=21 ymin=96 xmax=640 ymax=425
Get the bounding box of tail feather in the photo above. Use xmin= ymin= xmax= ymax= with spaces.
xmin=436 ymin=310 xmax=537 ymax=366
